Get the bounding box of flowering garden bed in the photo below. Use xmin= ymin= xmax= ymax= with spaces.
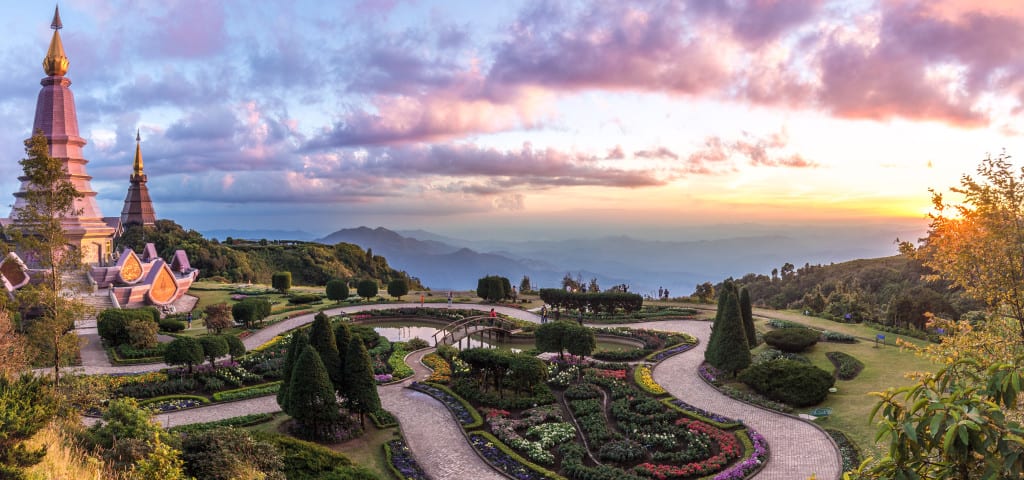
xmin=385 ymin=438 xmax=429 ymax=480
xmin=420 ymin=349 xmax=768 ymax=479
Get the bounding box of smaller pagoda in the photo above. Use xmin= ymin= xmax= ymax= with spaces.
xmin=120 ymin=131 xmax=156 ymax=227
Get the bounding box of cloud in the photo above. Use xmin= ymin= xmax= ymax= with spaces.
xmin=634 ymin=147 xmax=679 ymax=160
xmin=685 ymin=129 xmax=816 ymax=173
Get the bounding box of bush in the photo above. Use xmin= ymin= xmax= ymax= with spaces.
xmin=356 ymin=279 xmax=379 ymax=300
xmin=738 ymin=359 xmax=834 ymax=407
xmin=404 ymin=337 xmax=429 ymax=350
xmin=213 ymin=382 xmax=281 ymax=402
xmin=180 ymin=427 xmax=283 ymax=480
xmin=597 ymin=439 xmax=645 ymax=463
xmin=272 ymin=271 xmax=292 ymax=293
xmin=325 ymin=279 xmax=349 ymax=303
xmin=164 ymin=337 xmax=204 ymax=373
xmin=288 ymin=294 xmax=322 ymax=305
xmin=126 ymin=318 xmax=159 ymax=349
xmin=97 ymin=308 xmax=158 ymax=346
xmin=826 ymin=351 xmax=865 ymax=380
xmin=159 ymin=319 xmax=186 ymax=332
xmin=168 ymin=413 xmax=274 ymax=434
xmin=822 ymin=331 xmax=856 ymax=343
xmin=763 ymin=327 xmax=820 ymax=353
xmin=387 ymin=279 xmax=409 ymax=300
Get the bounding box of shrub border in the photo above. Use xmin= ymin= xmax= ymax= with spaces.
xmin=167 ymin=412 xmax=275 ymax=434
xmin=211 ymin=381 xmax=282 ymax=402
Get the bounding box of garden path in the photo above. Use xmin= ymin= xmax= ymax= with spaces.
xmin=67 ymin=303 xmax=539 ymax=375
xmin=620 ymin=320 xmax=843 ymax=480
xmin=380 ymin=348 xmax=504 ymax=480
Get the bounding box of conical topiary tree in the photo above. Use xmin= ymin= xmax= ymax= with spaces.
xmin=707 ymin=288 xmax=750 ymax=376
xmin=739 ymin=287 xmax=757 ymax=348
xmin=277 ymin=330 xmax=309 ymax=415
xmin=334 ymin=323 xmax=352 ymax=392
xmin=344 ymin=337 xmax=380 ymax=427
xmin=704 ymin=281 xmax=736 ymax=366
xmin=309 ymin=313 xmax=342 ymax=390
xmin=288 ymin=345 xmax=340 ymax=439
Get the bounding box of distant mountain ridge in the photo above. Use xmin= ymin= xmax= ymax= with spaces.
xmin=318 ymin=224 xmax=919 ymax=296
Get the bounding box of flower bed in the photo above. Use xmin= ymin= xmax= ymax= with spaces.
xmin=409 ymin=381 xmax=482 ymax=428
xmin=633 ymin=419 xmax=740 ymax=479
xmin=592 ymin=368 xmax=627 ymax=380
xmin=825 ymin=428 xmax=861 ymax=472
xmin=664 ymin=399 xmax=738 ymax=427
xmin=826 ymin=351 xmax=865 ymax=380
xmin=711 ymin=428 xmax=768 ymax=480
xmin=634 ymin=365 xmax=666 ymax=395
xmin=422 ymin=353 xmax=451 ymax=383
xmin=137 ymin=394 xmax=209 ymax=413
xmin=385 ymin=438 xmax=429 ymax=480
xmin=468 ymin=431 xmax=563 ymax=480
xmin=168 ymin=413 xmax=274 ymax=434
xmin=370 ymin=408 xmax=398 ymax=428
xmin=485 ymin=406 xmax=571 ymax=465
xmin=698 ymin=363 xmax=794 ymax=414
xmin=211 ymin=381 xmax=281 ymax=402
xmin=387 ymin=348 xmax=414 ymax=380
xmin=646 ymin=343 xmax=695 ymax=363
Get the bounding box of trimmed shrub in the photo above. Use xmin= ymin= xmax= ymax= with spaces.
xmin=159 ymin=319 xmax=186 ymax=332
xmin=325 ymin=279 xmax=349 ymax=303
xmin=288 ymin=294 xmax=321 ymax=305
xmin=222 ymin=335 xmax=246 ymax=360
xmin=763 ymin=327 xmax=820 ymax=353
xmin=272 ymin=271 xmax=292 ymax=293
xmin=356 ymin=280 xmax=378 ymax=300
xmin=97 ymin=308 xmax=158 ymax=346
xmin=738 ymin=359 xmax=834 ymax=407
xmin=199 ymin=336 xmax=230 ymax=367
xmin=827 ymin=351 xmax=865 ymax=380
xmin=822 ymin=331 xmax=856 ymax=343
xmin=387 ymin=279 xmax=409 ymax=300
xmin=126 ymin=318 xmax=159 ymax=349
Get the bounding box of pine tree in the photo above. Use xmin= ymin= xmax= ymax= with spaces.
xmin=334 ymin=323 xmax=352 ymax=390
xmin=10 ymin=132 xmax=87 ymax=385
xmin=309 ymin=313 xmax=342 ymax=391
xmin=344 ymin=337 xmax=380 ymax=427
xmin=739 ymin=287 xmax=757 ymax=348
xmin=288 ymin=345 xmax=340 ymax=439
xmin=708 ymin=288 xmax=751 ymax=376
xmin=704 ymin=281 xmax=736 ymax=366
xmin=277 ymin=330 xmax=309 ymax=415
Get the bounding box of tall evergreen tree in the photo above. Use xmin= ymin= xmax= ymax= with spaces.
xmin=10 ymin=132 xmax=87 ymax=385
xmin=334 ymin=322 xmax=352 ymax=390
xmin=277 ymin=330 xmax=309 ymax=414
xmin=344 ymin=337 xmax=380 ymax=427
xmin=739 ymin=287 xmax=757 ymax=348
xmin=309 ymin=313 xmax=342 ymax=391
xmin=288 ymin=345 xmax=340 ymax=439
xmin=707 ymin=288 xmax=751 ymax=376
xmin=704 ymin=281 xmax=736 ymax=366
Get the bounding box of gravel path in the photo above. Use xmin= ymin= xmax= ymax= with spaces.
xmin=616 ymin=320 xmax=843 ymax=480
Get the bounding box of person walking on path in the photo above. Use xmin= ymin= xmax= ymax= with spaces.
xmin=577 ymin=309 xmax=583 ymax=325
xmin=187 ymin=312 xmax=193 ymax=329
xmin=540 ymin=305 xmax=548 ymax=323
xmin=447 ymin=291 xmax=453 ymax=308
xmin=420 ymin=294 xmax=425 ymax=306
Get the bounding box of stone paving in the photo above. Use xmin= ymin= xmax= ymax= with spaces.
xmin=622 ymin=320 xmax=843 ymax=480
xmin=74 ymin=304 xmax=844 ymax=479
xmin=380 ymin=348 xmax=503 ymax=480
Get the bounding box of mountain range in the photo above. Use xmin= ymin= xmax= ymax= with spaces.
xmin=312 ymin=224 xmax=923 ymax=297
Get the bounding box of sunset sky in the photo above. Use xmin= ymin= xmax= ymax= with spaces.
xmin=1 ymin=0 xmax=1022 ymax=243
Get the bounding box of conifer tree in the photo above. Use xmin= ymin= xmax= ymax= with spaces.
xmin=334 ymin=323 xmax=352 ymax=389
xmin=739 ymin=287 xmax=757 ymax=348
xmin=704 ymin=281 xmax=736 ymax=366
xmin=277 ymin=330 xmax=309 ymax=414
xmin=344 ymin=337 xmax=380 ymax=427
xmin=288 ymin=345 xmax=340 ymax=439
xmin=708 ymin=288 xmax=751 ymax=376
xmin=309 ymin=313 xmax=342 ymax=391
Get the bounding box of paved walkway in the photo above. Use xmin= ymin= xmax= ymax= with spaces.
xmin=623 ymin=320 xmax=842 ymax=480
xmin=75 ymin=305 xmax=843 ymax=478
xmin=380 ymin=348 xmax=503 ymax=480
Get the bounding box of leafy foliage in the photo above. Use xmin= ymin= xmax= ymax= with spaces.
xmin=344 ymin=338 xmax=380 ymax=426
xmin=289 ymin=346 xmax=341 ymax=438
xmin=309 ymin=313 xmax=342 ymax=391
xmin=477 ymin=275 xmax=510 ymax=302
xmin=739 ymin=287 xmax=757 ymax=348
xmin=179 ymin=427 xmax=284 ymax=480
xmin=356 ymin=279 xmax=378 ymax=300
xmin=762 ymin=327 xmax=820 ymax=353
xmin=163 ymin=337 xmax=204 ymax=373
xmin=325 ymin=279 xmax=349 ymax=302
xmin=203 ymin=303 xmax=233 ymax=334
xmin=277 ymin=330 xmax=308 ymax=414
xmin=231 ymin=298 xmax=271 ymax=328
xmin=738 ymin=359 xmax=833 ymax=407
xmin=538 ymin=289 xmax=643 ymax=313
xmin=387 ymin=279 xmax=409 ymax=300
xmin=704 ymin=285 xmax=750 ymax=375
xmin=198 ymin=335 xmax=229 ymax=368
xmin=0 ymin=374 xmax=58 ymax=477
xmin=271 ymin=271 xmax=292 ymax=293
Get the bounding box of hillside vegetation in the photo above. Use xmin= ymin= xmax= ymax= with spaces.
xmin=722 ymin=255 xmax=983 ymax=328
xmin=117 ymin=220 xmax=422 ymax=288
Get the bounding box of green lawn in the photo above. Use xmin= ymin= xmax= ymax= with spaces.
xmin=246 ymin=413 xmax=397 ymax=480
xmin=751 ymin=317 xmax=939 ymax=460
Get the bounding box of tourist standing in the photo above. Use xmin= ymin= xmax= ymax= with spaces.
xmin=187 ymin=312 xmax=192 ymax=329
xmin=577 ymin=309 xmax=583 ymax=325
xmin=420 ymin=294 xmax=425 ymax=306
xmin=490 ymin=308 xmax=497 ymax=318
xmin=447 ymin=291 xmax=453 ymax=308
xmin=541 ymin=305 xmax=548 ymax=324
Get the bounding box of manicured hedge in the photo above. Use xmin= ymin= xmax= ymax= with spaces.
xmin=738 ymin=359 xmax=834 ymax=407
xmin=168 ymin=413 xmax=275 ymax=434
xmin=826 ymin=351 xmax=865 ymax=380
xmin=538 ymin=289 xmax=643 ymax=313
xmin=762 ymin=327 xmax=820 ymax=352
xmin=212 ymin=381 xmax=281 ymax=402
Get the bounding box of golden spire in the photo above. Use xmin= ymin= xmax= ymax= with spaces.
xmin=43 ymin=6 xmax=68 ymax=76
xmin=133 ymin=130 xmax=144 ymax=176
